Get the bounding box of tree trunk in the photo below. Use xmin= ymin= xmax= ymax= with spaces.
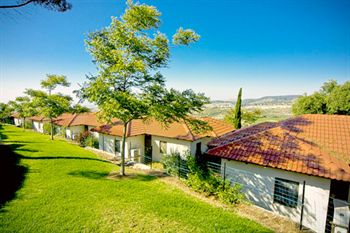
xmin=120 ymin=122 xmax=128 ymax=176
xmin=50 ymin=118 xmax=54 ymax=140
xmin=22 ymin=117 xmax=25 ymax=131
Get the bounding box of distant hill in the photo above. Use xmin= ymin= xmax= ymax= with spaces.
xmin=211 ymin=95 xmax=300 ymax=106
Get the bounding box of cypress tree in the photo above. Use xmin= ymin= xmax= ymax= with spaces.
xmin=234 ymin=88 xmax=242 ymax=129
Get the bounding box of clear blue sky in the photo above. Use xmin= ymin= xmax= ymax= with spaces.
xmin=1 ymin=0 xmax=349 ymax=103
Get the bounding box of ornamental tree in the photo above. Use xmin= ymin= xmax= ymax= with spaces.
xmin=8 ymin=96 xmax=37 ymax=131
xmin=79 ymin=1 xmax=210 ymax=175
xmin=26 ymin=74 xmax=72 ymax=140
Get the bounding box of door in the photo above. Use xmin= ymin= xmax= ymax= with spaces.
xmin=144 ymin=134 xmax=152 ymax=163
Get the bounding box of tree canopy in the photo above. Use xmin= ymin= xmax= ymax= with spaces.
xmin=79 ymin=0 xmax=210 ymax=175
xmin=0 ymin=0 xmax=71 ymax=12
xmin=292 ymin=80 xmax=350 ymax=115
xmin=26 ymin=74 xmax=72 ymax=139
xmin=8 ymin=96 xmax=37 ymax=130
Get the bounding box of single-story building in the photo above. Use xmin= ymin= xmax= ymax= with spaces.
xmin=206 ymin=114 xmax=350 ymax=233
xmin=91 ymin=117 xmax=235 ymax=162
xmin=54 ymin=112 xmax=103 ymax=140
xmin=28 ymin=116 xmax=49 ymax=133
xmin=11 ymin=113 xmax=23 ymax=127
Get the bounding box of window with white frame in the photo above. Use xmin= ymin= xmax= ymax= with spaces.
xmin=273 ymin=178 xmax=299 ymax=208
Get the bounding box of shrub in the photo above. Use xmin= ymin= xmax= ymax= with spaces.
xmin=43 ymin=123 xmax=52 ymax=135
xmin=185 ymin=154 xmax=245 ymax=205
xmin=217 ymin=182 xmax=245 ymax=205
xmin=25 ymin=121 xmax=33 ymax=129
xmin=161 ymin=152 xmax=180 ymax=176
xmin=76 ymin=131 xmax=98 ymax=148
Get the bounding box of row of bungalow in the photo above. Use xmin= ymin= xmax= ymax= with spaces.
xmin=11 ymin=112 xmax=350 ymax=233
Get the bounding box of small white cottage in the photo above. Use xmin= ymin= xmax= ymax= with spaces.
xmin=91 ymin=118 xmax=235 ymax=162
xmin=207 ymin=114 xmax=350 ymax=233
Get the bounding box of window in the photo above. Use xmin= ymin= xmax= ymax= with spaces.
xmin=273 ymin=178 xmax=299 ymax=208
xmin=160 ymin=141 xmax=167 ymax=154
xmin=115 ymin=139 xmax=121 ymax=153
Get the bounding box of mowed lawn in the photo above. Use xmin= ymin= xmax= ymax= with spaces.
xmin=0 ymin=125 xmax=271 ymax=233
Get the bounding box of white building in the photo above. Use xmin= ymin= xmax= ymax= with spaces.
xmin=92 ymin=118 xmax=234 ymax=162
xmin=12 ymin=113 xmax=23 ymax=127
xmin=54 ymin=112 xmax=102 ymax=140
xmin=207 ymin=114 xmax=350 ymax=233
xmin=28 ymin=116 xmax=48 ymax=133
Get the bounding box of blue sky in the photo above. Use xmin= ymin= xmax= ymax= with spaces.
xmin=1 ymin=0 xmax=349 ymax=103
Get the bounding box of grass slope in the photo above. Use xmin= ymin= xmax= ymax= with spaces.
xmin=0 ymin=125 xmax=271 ymax=233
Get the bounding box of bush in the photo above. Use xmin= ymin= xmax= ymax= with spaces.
xmin=25 ymin=121 xmax=33 ymax=129
xmin=76 ymin=131 xmax=98 ymax=148
xmin=161 ymin=152 xmax=181 ymax=176
xmin=185 ymin=154 xmax=245 ymax=205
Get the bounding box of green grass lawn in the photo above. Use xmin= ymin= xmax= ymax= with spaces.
xmin=0 ymin=125 xmax=271 ymax=233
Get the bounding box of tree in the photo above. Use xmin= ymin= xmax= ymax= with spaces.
xmin=27 ymin=74 xmax=72 ymax=139
xmin=0 ymin=0 xmax=71 ymax=12
xmin=233 ymin=88 xmax=242 ymax=129
xmin=79 ymin=0 xmax=210 ymax=176
xmin=225 ymin=108 xmax=262 ymax=127
xmin=292 ymin=80 xmax=350 ymax=115
xmin=0 ymin=103 xmax=13 ymax=123
xmin=69 ymin=104 xmax=90 ymax=114
xmin=8 ymin=96 xmax=36 ymax=131
xmin=327 ymin=81 xmax=350 ymax=115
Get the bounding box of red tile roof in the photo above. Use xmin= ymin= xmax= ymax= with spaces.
xmin=28 ymin=116 xmax=49 ymax=122
xmin=53 ymin=112 xmax=104 ymax=127
xmin=92 ymin=118 xmax=235 ymax=141
xmin=207 ymin=114 xmax=350 ymax=182
xmin=53 ymin=113 xmax=75 ymax=127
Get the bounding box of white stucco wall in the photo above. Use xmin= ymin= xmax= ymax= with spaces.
xmin=32 ymin=121 xmax=44 ymax=133
xmin=151 ymin=136 xmax=192 ymax=162
xmin=65 ymin=126 xmax=85 ymax=140
xmin=222 ymin=159 xmax=331 ymax=233
xmin=14 ymin=118 xmax=22 ymax=127
xmin=98 ymin=134 xmax=144 ymax=161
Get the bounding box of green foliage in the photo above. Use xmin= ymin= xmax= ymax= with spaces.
xmin=161 ymin=152 xmax=182 ymax=176
xmin=292 ymin=80 xmax=350 ymax=115
xmin=0 ymin=103 xmax=13 ymax=122
xmin=225 ymin=108 xmax=263 ymax=127
xmin=26 ymin=75 xmax=72 ymax=139
xmin=24 ymin=120 xmax=33 ymax=129
xmin=76 ymin=131 xmax=98 ymax=148
xmin=41 ymin=74 xmax=70 ymax=94
xmin=0 ymin=125 xmax=269 ymax=232
xmin=217 ymin=183 xmax=245 ymax=205
xmin=185 ymin=156 xmax=245 ymax=205
xmin=163 ymin=154 xmax=246 ymax=205
xmin=43 ymin=122 xmax=54 ymax=135
xmin=173 ymin=27 xmax=200 ymax=45
xmin=234 ymin=88 xmax=242 ymax=129
xmin=81 ymin=1 xmax=209 ymax=175
xmin=69 ymin=104 xmax=90 ymax=114
xmin=8 ymin=96 xmax=37 ymax=129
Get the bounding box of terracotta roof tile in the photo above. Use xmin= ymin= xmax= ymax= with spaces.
xmin=92 ymin=117 xmax=235 ymax=141
xmin=207 ymin=114 xmax=350 ymax=182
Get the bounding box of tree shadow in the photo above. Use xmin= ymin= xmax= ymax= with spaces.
xmin=68 ymin=170 xmax=158 ymax=182
xmin=0 ymin=144 xmax=28 ymax=210
xmin=0 ymin=124 xmax=8 ymax=141
xmin=19 ymin=155 xmax=111 ymax=163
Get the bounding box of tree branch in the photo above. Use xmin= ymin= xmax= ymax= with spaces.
xmin=0 ymin=0 xmax=35 ymax=9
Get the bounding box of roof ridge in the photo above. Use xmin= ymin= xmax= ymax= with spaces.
xmin=182 ymin=120 xmax=195 ymax=141
xmin=67 ymin=113 xmax=79 ymax=127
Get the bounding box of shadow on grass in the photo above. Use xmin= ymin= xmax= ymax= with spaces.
xmin=20 ymin=155 xmax=111 ymax=163
xmin=68 ymin=170 xmax=158 ymax=182
xmin=0 ymin=144 xmax=28 ymax=210
xmin=0 ymin=124 xmax=8 ymax=142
